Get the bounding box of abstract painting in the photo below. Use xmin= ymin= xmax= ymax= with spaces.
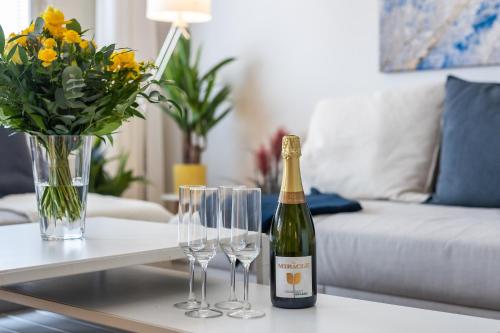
xmin=380 ymin=0 xmax=500 ymax=72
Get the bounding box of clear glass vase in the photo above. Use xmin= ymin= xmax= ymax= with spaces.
xmin=29 ymin=135 xmax=92 ymax=240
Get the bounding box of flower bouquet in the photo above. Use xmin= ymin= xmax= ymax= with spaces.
xmin=0 ymin=6 xmax=166 ymax=239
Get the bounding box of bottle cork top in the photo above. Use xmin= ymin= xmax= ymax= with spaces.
xmin=282 ymin=135 xmax=301 ymax=159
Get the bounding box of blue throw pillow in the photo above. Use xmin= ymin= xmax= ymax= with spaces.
xmin=0 ymin=128 xmax=34 ymax=197
xmin=431 ymin=76 xmax=500 ymax=207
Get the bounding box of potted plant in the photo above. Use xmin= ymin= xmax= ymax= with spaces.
xmin=160 ymin=36 xmax=235 ymax=192
xmin=0 ymin=6 xmax=167 ymax=240
xmin=89 ymin=139 xmax=146 ymax=197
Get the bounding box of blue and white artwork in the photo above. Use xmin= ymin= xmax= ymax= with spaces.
xmin=380 ymin=0 xmax=500 ymax=72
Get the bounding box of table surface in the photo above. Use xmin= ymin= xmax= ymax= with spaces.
xmin=1 ymin=265 xmax=498 ymax=333
xmin=0 ymin=218 xmax=184 ymax=286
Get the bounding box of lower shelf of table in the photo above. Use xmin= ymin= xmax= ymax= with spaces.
xmin=0 ymin=266 xmax=498 ymax=333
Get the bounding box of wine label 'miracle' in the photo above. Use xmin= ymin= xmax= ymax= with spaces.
xmin=275 ymin=256 xmax=313 ymax=298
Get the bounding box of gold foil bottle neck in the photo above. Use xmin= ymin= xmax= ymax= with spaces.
xmin=282 ymin=135 xmax=301 ymax=159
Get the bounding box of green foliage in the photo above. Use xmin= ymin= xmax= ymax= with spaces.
xmin=160 ymin=36 xmax=235 ymax=142
xmin=89 ymin=138 xmax=145 ymax=197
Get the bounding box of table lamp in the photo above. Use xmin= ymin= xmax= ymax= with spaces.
xmin=146 ymin=0 xmax=212 ymax=81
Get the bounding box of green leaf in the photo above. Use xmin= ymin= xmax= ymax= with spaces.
xmin=17 ymin=46 xmax=28 ymax=64
xmin=66 ymin=19 xmax=82 ymax=34
xmin=200 ymin=57 xmax=235 ymax=82
xmin=0 ymin=25 xmax=5 ymax=55
xmin=34 ymin=17 xmax=44 ymax=34
xmin=62 ymin=65 xmax=85 ymax=100
xmin=5 ymin=44 xmax=17 ymax=62
xmin=93 ymin=122 xmax=121 ymax=136
xmin=29 ymin=114 xmax=46 ymax=130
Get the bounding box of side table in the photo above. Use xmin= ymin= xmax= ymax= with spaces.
xmin=161 ymin=193 xmax=179 ymax=214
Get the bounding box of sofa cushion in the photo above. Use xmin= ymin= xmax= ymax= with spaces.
xmin=431 ymin=76 xmax=500 ymax=207
xmin=302 ymin=83 xmax=444 ymax=202
xmin=0 ymin=128 xmax=34 ymax=197
xmin=315 ymin=200 xmax=500 ymax=311
xmin=0 ymin=193 xmax=173 ymax=223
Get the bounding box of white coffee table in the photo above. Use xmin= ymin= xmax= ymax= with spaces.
xmin=0 ymin=217 xmax=184 ymax=286
xmin=0 ymin=265 xmax=498 ymax=333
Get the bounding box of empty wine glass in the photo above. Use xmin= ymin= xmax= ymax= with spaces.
xmin=228 ymin=188 xmax=265 ymax=319
xmin=215 ymin=186 xmax=244 ymax=310
xmin=185 ymin=187 xmax=223 ymax=319
xmin=174 ymin=186 xmax=202 ymax=310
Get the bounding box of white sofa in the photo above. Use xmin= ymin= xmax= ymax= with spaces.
xmin=291 ymin=82 xmax=500 ymax=319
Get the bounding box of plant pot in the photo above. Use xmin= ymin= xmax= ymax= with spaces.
xmin=173 ymin=164 xmax=207 ymax=193
xmin=29 ymin=135 xmax=92 ymax=240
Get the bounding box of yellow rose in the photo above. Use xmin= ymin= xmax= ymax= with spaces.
xmin=38 ymin=48 xmax=57 ymax=67
xmin=43 ymin=38 xmax=57 ymax=49
xmin=109 ymin=50 xmax=138 ymax=71
xmin=46 ymin=25 xmax=66 ymax=39
xmin=42 ymin=6 xmax=67 ymax=38
xmin=42 ymin=6 xmax=65 ymax=27
xmin=14 ymin=23 xmax=34 ymax=47
xmin=63 ymin=30 xmax=81 ymax=44
xmin=79 ymin=40 xmax=88 ymax=49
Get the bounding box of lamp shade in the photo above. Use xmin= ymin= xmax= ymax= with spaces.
xmin=146 ymin=0 xmax=211 ymax=23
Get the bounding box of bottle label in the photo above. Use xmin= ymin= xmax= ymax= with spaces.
xmin=279 ymin=191 xmax=305 ymax=204
xmin=275 ymin=256 xmax=312 ymax=298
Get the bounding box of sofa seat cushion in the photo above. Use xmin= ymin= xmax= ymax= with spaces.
xmin=0 ymin=193 xmax=173 ymax=224
xmin=315 ymin=200 xmax=500 ymax=311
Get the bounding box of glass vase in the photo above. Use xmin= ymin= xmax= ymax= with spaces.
xmin=29 ymin=135 xmax=92 ymax=240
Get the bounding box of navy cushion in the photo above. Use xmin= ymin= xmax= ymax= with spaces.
xmin=0 ymin=128 xmax=34 ymax=197
xmin=262 ymin=188 xmax=362 ymax=233
xmin=431 ymin=76 xmax=500 ymax=207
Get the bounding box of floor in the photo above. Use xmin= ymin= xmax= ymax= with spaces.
xmin=0 ymin=310 xmax=128 ymax=333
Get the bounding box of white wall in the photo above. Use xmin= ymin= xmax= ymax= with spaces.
xmin=190 ymin=0 xmax=500 ymax=186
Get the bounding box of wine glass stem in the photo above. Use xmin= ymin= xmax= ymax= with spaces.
xmin=229 ymin=257 xmax=237 ymax=301
xmin=243 ymin=262 xmax=251 ymax=311
xmin=200 ymin=262 xmax=209 ymax=310
xmin=188 ymin=257 xmax=196 ymax=302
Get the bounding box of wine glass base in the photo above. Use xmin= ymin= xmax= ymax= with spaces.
xmin=214 ymin=300 xmax=243 ymax=310
xmin=174 ymin=300 xmax=201 ymax=310
xmin=227 ymin=309 xmax=265 ymax=319
xmin=185 ymin=308 xmax=223 ymax=318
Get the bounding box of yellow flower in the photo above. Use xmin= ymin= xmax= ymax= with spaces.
xmin=14 ymin=23 xmax=34 ymax=47
xmin=42 ymin=38 xmax=57 ymax=49
xmin=42 ymin=6 xmax=65 ymax=27
xmin=79 ymin=40 xmax=89 ymax=49
xmin=46 ymin=25 xmax=66 ymax=39
xmin=38 ymin=48 xmax=57 ymax=67
xmin=42 ymin=6 xmax=67 ymax=38
xmin=63 ymin=30 xmax=81 ymax=44
xmin=109 ymin=50 xmax=138 ymax=72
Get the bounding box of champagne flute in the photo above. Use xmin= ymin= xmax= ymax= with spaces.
xmin=185 ymin=187 xmax=223 ymax=318
xmin=215 ymin=186 xmax=244 ymax=310
xmin=228 ymin=188 xmax=265 ymax=319
xmin=174 ymin=185 xmax=201 ymax=310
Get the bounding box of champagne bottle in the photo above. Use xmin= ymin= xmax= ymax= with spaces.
xmin=270 ymin=135 xmax=317 ymax=308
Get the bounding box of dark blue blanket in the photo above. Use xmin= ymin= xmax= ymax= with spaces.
xmin=262 ymin=188 xmax=362 ymax=233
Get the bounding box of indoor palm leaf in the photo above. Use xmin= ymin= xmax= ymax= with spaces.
xmin=161 ymin=36 xmax=235 ymax=163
